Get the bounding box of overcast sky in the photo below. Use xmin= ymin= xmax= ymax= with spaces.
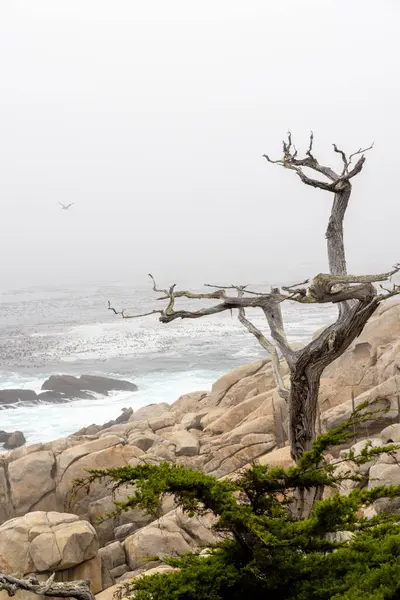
xmin=0 ymin=0 xmax=399 ymax=290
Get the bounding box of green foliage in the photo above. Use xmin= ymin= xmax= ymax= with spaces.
xmin=76 ymin=407 xmax=400 ymax=599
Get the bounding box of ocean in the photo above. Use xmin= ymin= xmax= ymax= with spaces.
xmin=0 ymin=281 xmax=337 ymax=446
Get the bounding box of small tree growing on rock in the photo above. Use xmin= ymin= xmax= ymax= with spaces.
xmin=77 ymin=410 xmax=400 ymax=600
xmin=109 ymin=134 xmax=400 ymax=469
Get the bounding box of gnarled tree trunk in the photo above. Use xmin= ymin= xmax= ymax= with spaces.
xmin=108 ymin=133 xmax=398 ymax=518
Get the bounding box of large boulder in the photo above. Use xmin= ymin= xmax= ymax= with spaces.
xmin=208 ymin=360 xmax=268 ymax=405
xmin=170 ymin=392 xmax=210 ymax=420
xmin=57 ymin=442 xmax=143 ymax=515
xmin=319 ymin=303 xmax=400 ymax=413
xmin=3 ymin=431 xmax=26 ymax=450
xmin=167 ymin=431 xmax=200 ymax=457
xmin=203 ymin=393 xmax=269 ymax=436
xmin=8 ymin=450 xmax=56 ymax=516
xmin=148 ymin=413 xmax=176 ymax=432
xmin=322 ymin=376 xmax=400 ymax=431
xmin=41 ymin=375 xmax=137 ymax=399
xmin=202 ymin=436 xmax=276 ymax=478
xmin=124 ymin=509 xmax=218 ymax=570
xmin=0 ymin=389 xmax=37 ymax=406
xmin=0 ymin=512 xmax=98 ymax=574
xmin=257 ymin=445 xmax=294 ymax=469
xmin=0 ymin=466 xmax=12 ymax=524
xmin=98 ymin=541 xmax=126 ymax=572
xmin=129 ymin=403 xmax=170 ymax=422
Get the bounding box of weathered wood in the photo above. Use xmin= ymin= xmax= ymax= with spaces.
xmin=108 ymin=133 xmax=399 ymax=505
xmin=0 ymin=572 xmax=94 ymax=600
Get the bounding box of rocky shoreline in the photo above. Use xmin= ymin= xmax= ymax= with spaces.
xmin=1 ymin=299 xmax=400 ymax=600
xmin=0 ymin=374 xmax=138 ymax=451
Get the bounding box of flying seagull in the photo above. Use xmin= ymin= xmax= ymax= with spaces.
xmin=59 ymin=202 xmax=75 ymax=210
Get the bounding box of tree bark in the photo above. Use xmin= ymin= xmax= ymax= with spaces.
xmin=326 ymin=185 xmax=351 ymax=277
xmin=288 ymin=295 xmax=378 ymax=463
xmin=0 ymin=572 xmax=94 ymax=600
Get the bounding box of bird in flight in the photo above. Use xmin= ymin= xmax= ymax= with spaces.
xmin=59 ymin=202 xmax=75 ymax=210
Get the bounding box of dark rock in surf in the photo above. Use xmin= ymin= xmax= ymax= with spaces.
xmin=79 ymin=375 xmax=138 ymax=393
xmin=41 ymin=375 xmax=137 ymax=398
xmin=0 ymin=389 xmax=38 ymax=406
xmin=3 ymin=430 xmax=26 ymax=449
xmin=0 ymin=431 xmax=11 ymax=443
xmin=38 ymin=390 xmax=93 ymax=403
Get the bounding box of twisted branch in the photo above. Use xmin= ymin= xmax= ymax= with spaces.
xmin=0 ymin=572 xmax=94 ymax=600
xmin=263 ymin=131 xmax=373 ymax=193
xmin=236 ymin=286 xmax=289 ymax=400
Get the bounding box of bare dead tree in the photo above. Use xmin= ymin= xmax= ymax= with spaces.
xmin=0 ymin=571 xmax=94 ymax=600
xmin=108 ymin=134 xmax=400 ymax=474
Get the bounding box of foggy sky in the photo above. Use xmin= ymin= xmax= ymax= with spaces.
xmin=0 ymin=0 xmax=399 ymax=291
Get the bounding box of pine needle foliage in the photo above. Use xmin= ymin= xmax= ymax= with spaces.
xmin=76 ymin=406 xmax=400 ymax=600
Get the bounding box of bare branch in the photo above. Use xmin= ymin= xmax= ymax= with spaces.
xmin=108 ymin=301 xmax=162 ymax=320
xmin=238 ymin=305 xmax=289 ymax=401
xmin=159 ymin=302 xmax=236 ymax=323
xmin=306 ymin=266 xmax=400 ymax=304
xmin=332 ymin=143 xmax=349 ymax=174
xmin=307 ymin=131 xmax=314 ymax=156
xmin=157 ymin=290 xmax=226 ymax=301
xmin=348 ymin=142 xmax=374 ymax=165
xmin=204 ymin=283 xmax=269 ymax=297
xmin=148 ymin=273 xmax=171 ymax=295
xmin=264 ymin=133 xmax=373 ymax=197
xmin=0 ymin=572 xmax=94 ymax=600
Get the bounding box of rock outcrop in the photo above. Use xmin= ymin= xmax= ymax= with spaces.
xmin=0 ymin=375 xmax=137 ymax=410
xmin=0 ymin=431 xmax=26 ymax=450
xmin=42 ymin=374 xmax=138 ymax=397
xmin=2 ymin=299 xmax=400 ymax=598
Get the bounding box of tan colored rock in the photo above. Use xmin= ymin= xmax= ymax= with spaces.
xmin=209 ymin=360 xmax=268 ymax=404
xmin=97 ymin=424 xmax=133 ymax=438
xmin=203 ymin=435 xmax=276 ymax=478
xmin=319 ymin=304 xmax=400 ymax=412
xmin=177 ymin=410 xmax=209 ymax=431
xmin=203 ymin=393 xmax=268 ymax=435
xmin=380 ymin=424 xmax=400 ymax=444
xmin=128 ymin=432 xmax=159 ymax=451
xmin=322 ymin=376 xmax=400 ymax=431
xmin=148 ymin=413 xmax=176 ymax=432
xmin=56 ymin=435 xmax=125 ymax=481
xmin=110 ymin=564 xmax=128 ymax=579
xmin=0 ymin=512 xmax=98 ymax=574
xmin=60 ymin=555 xmax=103 ymax=594
xmin=200 ymin=408 xmax=226 ymax=430
xmin=220 ymin=416 xmax=277 ymax=444
xmin=96 ymin=583 xmax=125 ymax=600
xmin=124 ymin=509 xmax=217 ymax=570
xmin=241 ymin=391 xmax=286 ymax=423
xmin=8 ymin=451 xmax=56 ymax=516
xmin=167 ymin=431 xmax=200 ymax=456
xmin=257 ymin=445 xmax=294 ymax=469
xmin=218 ymin=365 xmax=277 ymax=408
xmin=99 ymin=541 xmax=125 ymax=571
xmin=57 ymin=445 xmax=143 ymax=515
xmin=0 ymin=466 xmax=12 ymax=524
xmin=170 ymin=392 xmax=210 ymax=420
xmin=369 ymin=462 xmax=400 ymax=489
xmin=95 ymin=564 xmax=178 ymax=600
xmin=129 ymin=403 xmax=170 ymax=422
xmin=35 ymin=517 xmax=97 ymax=571
xmin=339 ymin=438 xmax=383 ymax=475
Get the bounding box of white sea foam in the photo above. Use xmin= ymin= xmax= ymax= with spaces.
xmin=0 ymin=370 xmax=220 ymax=446
xmin=0 ymin=281 xmax=338 ymax=447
